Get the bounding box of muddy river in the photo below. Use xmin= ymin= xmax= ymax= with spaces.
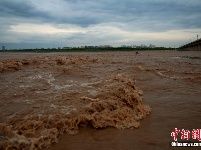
xmin=0 ymin=51 xmax=200 ymax=150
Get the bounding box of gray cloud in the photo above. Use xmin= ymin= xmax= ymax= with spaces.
xmin=0 ymin=0 xmax=48 ymax=19
xmin=0 ymin=0 xmax=201 ymax=29
xmin=0 ymin=0 xmax=201 ymax=48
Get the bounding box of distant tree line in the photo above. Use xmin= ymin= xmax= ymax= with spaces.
xmin=0 ymin=47 xmax=176 ymax=52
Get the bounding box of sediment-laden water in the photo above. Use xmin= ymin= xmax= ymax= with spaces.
xmin=0 ymin=51 xmax=200 ymax=150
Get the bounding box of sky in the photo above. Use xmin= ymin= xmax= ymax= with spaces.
xmin=0 ymin=0 xmax=201 ymax=49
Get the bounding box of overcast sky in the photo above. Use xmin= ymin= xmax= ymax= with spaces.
xmin=0 ymin=0 xmax=201 ymax=49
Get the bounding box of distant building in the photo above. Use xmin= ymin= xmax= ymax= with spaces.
xmin=149 ymin=44 xmax=155 ymax=48
xmin=85 ymin=46 xmax=95 ymax=49
xmin=132 ymin=45 xmax=137 ymax=48
xmin=121 ymin=45 xmax=127 ymax=48
xmin=99 ymin=45 xmax=111 ymax=48
xmin=2 ymin=46 xmax=5 ymax=50
xmin=141 ymin=44 xmax=147 ymax=48
xmin=62 ymin=47 xmax=72 ymax=49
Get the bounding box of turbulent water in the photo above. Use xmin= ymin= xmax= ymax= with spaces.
xmin=0 ymin=51 xmax=200 ymax=150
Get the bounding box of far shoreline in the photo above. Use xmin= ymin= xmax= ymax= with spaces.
xmin=0 ymin=47 xmax=177 ymax=53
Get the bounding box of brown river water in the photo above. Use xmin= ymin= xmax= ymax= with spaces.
xmin=0 ymin=51 xmax=201 ymax=150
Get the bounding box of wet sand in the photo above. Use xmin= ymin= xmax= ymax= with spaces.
xmin=0 ymin=51 xmax=201 ymax=150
